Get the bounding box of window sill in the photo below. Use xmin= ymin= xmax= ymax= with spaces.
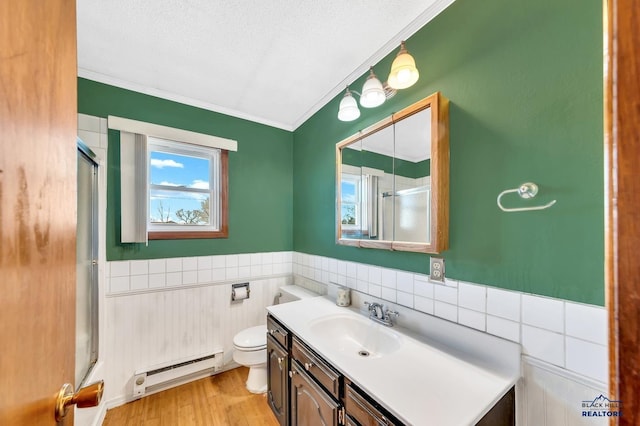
xmin=148 ymin=229 xmax=228 ymax=240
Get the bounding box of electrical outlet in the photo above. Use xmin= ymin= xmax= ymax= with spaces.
xmin=429 ymin=257 xmax=445 ymax=283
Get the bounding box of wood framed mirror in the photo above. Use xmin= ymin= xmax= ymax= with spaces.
xmin=336 ymin=92 xmax=449 ymax=253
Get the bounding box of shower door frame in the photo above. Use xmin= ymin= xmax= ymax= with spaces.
xmin=76 ymin=139 xmax=100 ymax=389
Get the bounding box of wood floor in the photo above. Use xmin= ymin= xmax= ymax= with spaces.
xmin=103 ymin=367 xmax=279 ymax=426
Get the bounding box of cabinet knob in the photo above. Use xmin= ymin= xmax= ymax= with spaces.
xmin=304 ymin=362 xmax=314 ymax=371
xmin=288 ymin=370 xmax=297 ymax=378
xmin=277 ymin=357 xmax=284 ymax=369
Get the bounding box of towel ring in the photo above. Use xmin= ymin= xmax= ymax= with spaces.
xmin=497 ymin=182 xmax=556 ymax=212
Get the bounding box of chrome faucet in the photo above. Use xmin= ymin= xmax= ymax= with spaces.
xmin=364 ymin=301 xmax=399 ymax=327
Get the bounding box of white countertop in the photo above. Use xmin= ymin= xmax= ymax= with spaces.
xmin=267 ymin=296 xmax=520 ymax=426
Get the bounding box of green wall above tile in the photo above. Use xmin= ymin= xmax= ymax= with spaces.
xmin=292 ymin=0 xmax=604 ymax=305
xmin=78 ymin=78 xmax=294 ymax=260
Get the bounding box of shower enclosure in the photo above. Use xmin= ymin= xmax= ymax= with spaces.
xmin=381 ymin=185 xmax=431 ymax=243
xmin=76 ymin=140 xmax=99 ymax=388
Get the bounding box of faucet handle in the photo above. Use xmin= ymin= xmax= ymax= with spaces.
xmin=385 ymin=309 xmax=399 ymax=318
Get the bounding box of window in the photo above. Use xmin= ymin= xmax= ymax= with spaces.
xmin=147 ymin=137 xmax=228 ymax=239
xmin=110 ymin=115 xmax=237 ymax=243
xmin=340 ymin=165 xmax=384 ymax=240
xmin=341 ymin=173 xmax=361 ymax=228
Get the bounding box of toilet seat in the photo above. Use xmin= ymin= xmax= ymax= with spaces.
xmin=233 ymin=325 xmax=267 ymax=351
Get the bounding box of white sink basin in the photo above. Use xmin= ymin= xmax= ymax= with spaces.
xmin=307 ymin=313 xmax=404 ymax=358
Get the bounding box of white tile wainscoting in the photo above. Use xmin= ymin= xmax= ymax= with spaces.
xmin=292 ymin=251 xmax=609 ymax=426
xmin=103 ymin=275 xmax=291 ymax=404
xmin=100 ymin=252 xmax=608 ymax=426
xmin=101 ymin=253 xmax=295 ymax=406
xmin=107 ymin=252 xmax=293 ymax=294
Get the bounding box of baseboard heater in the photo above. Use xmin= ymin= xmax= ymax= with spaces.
xmin=133 ymin=351 xmax=223 ymax=397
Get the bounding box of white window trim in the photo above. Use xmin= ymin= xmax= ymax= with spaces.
xmin=108 ymin=115 xmax=238 ymax=151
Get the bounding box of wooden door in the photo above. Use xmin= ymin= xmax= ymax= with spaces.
xmin=0 ymin=0 xmax=78 ymax=424
xmin=605 ymin=0 xmax=640 ymax=424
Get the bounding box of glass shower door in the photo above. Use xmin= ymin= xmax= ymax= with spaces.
xmin=76 ymin=141 xmax=99 ymax=388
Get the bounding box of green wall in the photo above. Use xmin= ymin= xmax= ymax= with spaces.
xmin=78 ymin=78 xmax=293 ymax=260
xmin=292 ymin=0 xmax=604 ymax=305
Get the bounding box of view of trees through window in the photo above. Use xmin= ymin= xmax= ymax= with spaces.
xmin=153 ymin=196 xmax=210 ymax=225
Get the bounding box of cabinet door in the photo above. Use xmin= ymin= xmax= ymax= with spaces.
xmin=267 ymin=335 xmax=289 ymax=426
xmin=290 ymin=363 xmax=340 ymax=426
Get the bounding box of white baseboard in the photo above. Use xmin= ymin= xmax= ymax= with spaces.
xmin=104 ymin=362 xmax=243 ymax=413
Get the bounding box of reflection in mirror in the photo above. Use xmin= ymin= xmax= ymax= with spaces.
xmin=336 ymin=92 xmax=449 ymax=253
xmin=392 ymin=107 xmax=431 ymax=243
xmin=340 ymin=139 xmax=362 ymax=240
xmin=360 ymin=128 xmax=393 ymax=241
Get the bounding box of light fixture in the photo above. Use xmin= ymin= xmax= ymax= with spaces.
xmin=337 ymin=47 xmax=418 ymax=122
xmin=387 ymin=41 xmax=420 ymax=90
xmin=337 ymin=87 xmax=361 ymax=122
xmin=338 ymin=67 xmax=388 ymax=121
xmin=359 ymin=67 xmax=386 ymax=108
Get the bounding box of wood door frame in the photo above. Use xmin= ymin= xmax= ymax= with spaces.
xmin=605 ymin=0 xmax=640 ymax=424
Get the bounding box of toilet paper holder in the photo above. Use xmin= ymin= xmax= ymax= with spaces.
xmin=231 ymin=282 xmax=250 ymax=302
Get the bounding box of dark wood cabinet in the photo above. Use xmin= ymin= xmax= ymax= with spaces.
xmin=267 ymin=334 xmax=289 ymax=426
xmin=290 ymin=363 xmax=341 ymax=426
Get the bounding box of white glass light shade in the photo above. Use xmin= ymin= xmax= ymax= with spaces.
xmin=360 ymin=68 xmax=386 ymax=108
xmin=387 ymin=42 xmax=419 ymax=90
xmin=338 ymin=89 xmax=360 ymax=121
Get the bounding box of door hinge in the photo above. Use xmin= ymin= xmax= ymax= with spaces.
xmin=338 ymin=406 xmax=345 ymax=424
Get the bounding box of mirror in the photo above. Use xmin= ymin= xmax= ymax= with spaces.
xmin=336 ymin=92 xmax=449 ymax=253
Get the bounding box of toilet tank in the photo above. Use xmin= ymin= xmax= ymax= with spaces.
xmin=278 ymin=285 xmax=319 ymax=304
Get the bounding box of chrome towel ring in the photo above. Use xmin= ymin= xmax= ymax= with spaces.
xmin=497 ymin=182 xmax=556 ymax=212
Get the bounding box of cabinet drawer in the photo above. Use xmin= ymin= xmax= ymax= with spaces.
xmin=291 ymin=337 xmax=341 ymax=400
xmin=345 ymin=383 xmax=402 ymax=426
xmin=267 ymin=315 xmax=289 ymax=350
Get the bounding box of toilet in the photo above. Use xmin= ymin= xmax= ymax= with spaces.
xmin=232 ymin=285 xmax=319 ymax=393
xmin=232 ymin=324 xmax=269 ymax=393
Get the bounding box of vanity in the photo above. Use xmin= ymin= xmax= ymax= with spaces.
xmin=266 ymin=296 xmax=520 ymax=426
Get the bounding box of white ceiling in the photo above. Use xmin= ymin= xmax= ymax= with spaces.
xmin=77 ymin=0 xmax=454 ymax=131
